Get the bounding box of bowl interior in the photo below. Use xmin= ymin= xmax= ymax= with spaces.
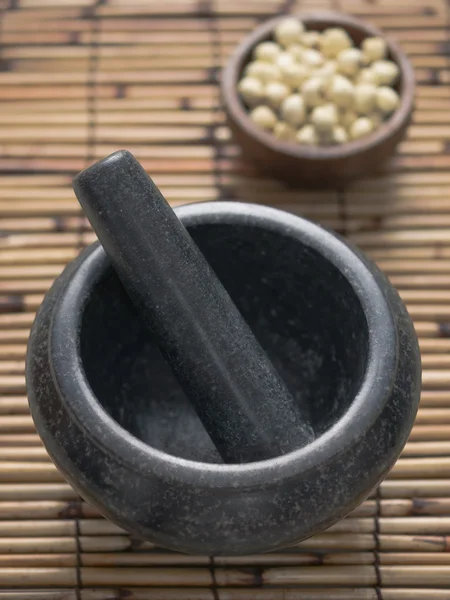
xmin=80 ymin=221 xmax=369 ymax=464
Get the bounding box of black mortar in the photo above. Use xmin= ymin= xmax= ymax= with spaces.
xmin=26 ymin=178 xmax=421 ymax=555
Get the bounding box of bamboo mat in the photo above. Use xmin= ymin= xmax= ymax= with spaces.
xmin=0 ymin=0 xmax=448 ymax=598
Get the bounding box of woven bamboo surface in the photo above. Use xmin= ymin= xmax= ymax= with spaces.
xmin=0 ymin=0 xmax=448 ymax=597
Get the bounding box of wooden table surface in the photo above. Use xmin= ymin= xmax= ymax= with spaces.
xmin=0 ymin=0 xmax=449 ymax=598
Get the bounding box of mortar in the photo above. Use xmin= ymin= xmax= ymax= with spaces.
xmin=27 ymin=192 xmax=421 ymax=555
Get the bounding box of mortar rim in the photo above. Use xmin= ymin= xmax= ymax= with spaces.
xmin=49 ymin=201 xmax=397 ymax=489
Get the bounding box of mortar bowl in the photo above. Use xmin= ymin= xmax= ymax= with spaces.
xmin=26 ymin=202 xmax=421 ymax=555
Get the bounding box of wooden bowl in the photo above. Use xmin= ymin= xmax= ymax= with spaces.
xmin=221 ymin=12 xmax=415 ymax=186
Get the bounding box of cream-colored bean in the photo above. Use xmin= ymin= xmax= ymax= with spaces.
xmin=319 ymin=27 xmax=352 ymax=58
xmin=368 ymin=112 xmax=383 ymax=128
xmin=276 ymin=51 xmax=296 ymax=71
xmin=311 ymin=103 xmax=338 ymax=132
xmin=265 ymin=81 xmax=291 ymax=109
xmin=274 ymin=18 xmax=304 ymax=47
xmin=238 ymin=76 xmax=265 ymax=107
xmin=337 ymin=47 xmax=361 ymax=77
xmin=361 ymin=36 xmax=387 ymax=63
xmin=250 ymin=105 xmax=277 ymax=130
xmin=273 ymin=121 xmax=297 ymax=141
xmin=245 ymin=60 xmax=281 ymax=83
xmin=301 ymin=31 xmax=321 ymax=48
xmin=339 ymin=108 xmax=357 ymax=129
xmin=332 ymin=125 xmax=349 ymax=144
xmin=296 ymin=124 xmax=319 ymax=145
xmin=376 ymin=86 xmax=400 ymax=113
xmin=281 ymin=94 xmax=306 ymax=127
xmin=372 ymin=60 xmax=399 ymax=85
xmin=356 ymin=68 xmax=380 ymax=86
xmin=301 ymin=48 xmax=325 ymax=68
xmin=354 ymin=83 xmax=376 ymax=114
xmin=302 ymin=77 xmax=326 ymax=107
xmin=280 ymin=62 xmax=310 ymax=88
xmin=327 ymin=74 xmax=355 ymax=109
xmin=253 ymin=41 xmax=281 ymax=63
xmin=287 ymin=44 xmax=304 ymax=62
xmin=314 ymin=60 xmax=337 ymax=83
xmin=350 ymin=117 xmax=374 ymax=140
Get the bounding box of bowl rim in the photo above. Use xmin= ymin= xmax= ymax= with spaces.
xmin=48 ymin=201 xmax=398 ymax=489
xmin=221 ymin=11 xmax=415 ymax=161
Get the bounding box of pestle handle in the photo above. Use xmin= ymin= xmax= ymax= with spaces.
xmin=73 ymin=150 xmax=314 ymax=463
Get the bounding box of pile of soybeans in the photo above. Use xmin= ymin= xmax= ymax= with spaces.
xmin=238 ymin=17 xmax=401 ymax=146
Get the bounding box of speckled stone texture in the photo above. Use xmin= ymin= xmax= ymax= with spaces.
xmin=72 ymin=150 xmax=315 ymax=463
xmin=26 ymin=202 xmax=421 ymax=555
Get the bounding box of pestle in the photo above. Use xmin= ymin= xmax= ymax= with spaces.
xmin=73 ymin=150 xmax=315 ymax=463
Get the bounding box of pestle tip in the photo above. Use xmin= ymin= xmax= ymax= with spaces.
xmin=73 ymin=150 xmax=134 ymax=191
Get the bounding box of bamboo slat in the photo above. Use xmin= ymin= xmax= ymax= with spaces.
xmin=0 ymin=590 xmax=449 ymax=600
xmin=0 ymin=0 xmax=448 ymax=597
xmin=3 ymin=564 xmax=450 ymax=588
